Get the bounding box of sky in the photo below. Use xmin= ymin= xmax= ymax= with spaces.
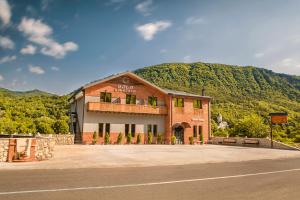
xmin=0 ymin=0 xmax=300 ymax=94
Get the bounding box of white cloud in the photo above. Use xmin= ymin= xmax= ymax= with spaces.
xmin=160 ymin=49 xmax=167 ymax=53
xmin=0 ymin=0 xmax=11 ymax=26
xmin=0 ymin=55 xmax=16 ymax=64
xmin=0 ymin=35 xmax=14 ymax=49
xmin=51 ymin=66 xmax=59 ymax=71
xmin=0 ymin=74 xmax=3 ymax=81
xmin=28 ymin=65 xmax=45 ymax=74
xmin=136 ymin=20 xmax=172 ymax=41
xmin=185 ymin=17 xmax=205 ymax=25
xmin=135 ymin=0 xmax=153 ymax=16
xmin=18 ymin=17 xmax=78 ymax=59
xmin=281 ymin=58 xmax=300 ymax=68
xmin=254 ymin=52 xmax=264 ymax=58
xmin=183 ymin=55 xmax=192 ymax=63
xmin=20 ymin=44 xmax=37 ymax=55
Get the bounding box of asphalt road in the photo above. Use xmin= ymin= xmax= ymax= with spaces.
xmin=0 ymin=158 xmax=300 ymax=200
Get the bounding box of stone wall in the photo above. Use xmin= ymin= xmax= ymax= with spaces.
xmin=35 ymin=136 xmax=55 ymax=161
xmin=40 ymin=134 xmax=74 ymax=145
xmin=211 ymin=137 xmax=300 ymax=151
xmin=0 ymin=139 xmax=9 ymax=162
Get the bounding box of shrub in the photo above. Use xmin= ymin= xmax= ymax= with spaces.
xmin=189 ymin=136 xmax=194 ymax=145
xmin=126 ymin=132 xmax=132 ymax=144
xmin=117 ymin=132 xmax=123 ymax=144
xmin=214 ymin=129 xmax=229 ymax=137
xmin=52 ymin=119 xmax=69 ymax=134
xmin=157 ymin=133 xmax=163 ymax=144
xmin=147 ymin=132 xmax=153 ymax=144
xmin=104 ymin=132 xmax=110 ymax=144
xmin=199 ymin=132 xmax=204 ymax=144
xmin=137 ymin=133 xmax=142 ymax=144
xmin=92 ymin=131 xmax=97 ymax=145
xmin=295 ymin=135 xmax=300 ymax=143
xmin=171 ymin=135 xmax=176 ymax=145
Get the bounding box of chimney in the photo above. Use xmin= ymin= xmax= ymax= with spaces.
xmin=201 ymin=88 xmax=206 ymax=96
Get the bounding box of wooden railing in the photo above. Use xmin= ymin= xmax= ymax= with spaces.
xmin=87 ymin=102 xmax=168 ymax=115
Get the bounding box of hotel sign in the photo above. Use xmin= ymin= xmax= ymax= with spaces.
xmin=269 ymin=113 xmax=288 ymax=125
xmin=115 ymin=84 xmax=136 ymax=93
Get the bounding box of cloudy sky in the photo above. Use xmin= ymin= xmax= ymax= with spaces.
xmin=0 ymin=0 xmax=300 ymax=94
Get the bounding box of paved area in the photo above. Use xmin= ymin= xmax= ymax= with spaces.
xmin=1 ymin=144 xmax=300 ymax=170
xmin=0 ymin=158 xmax=300 ymax=200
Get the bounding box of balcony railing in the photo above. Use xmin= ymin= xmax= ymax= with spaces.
xmin=87 ymin=102 xmax=168 ymax=115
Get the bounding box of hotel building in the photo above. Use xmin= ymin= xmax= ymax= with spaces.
xmin=69 ymin=72 xmax=212 ymax=144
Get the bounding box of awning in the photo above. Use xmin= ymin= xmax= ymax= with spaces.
xmin=172 ymin=122 xmax=191 ymax=129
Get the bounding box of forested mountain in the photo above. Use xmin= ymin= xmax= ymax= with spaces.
xmin=135 ymin=62 xmax=300 ymax=145
xmin=0 ymin=61 xmax=299 ymax=145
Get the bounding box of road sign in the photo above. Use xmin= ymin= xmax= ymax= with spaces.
xmin=269 ymin=112 xmax=288 ymax=148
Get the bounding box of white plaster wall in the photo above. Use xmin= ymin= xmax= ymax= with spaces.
xmin=83 ymin=112 xmax=165 ymax=134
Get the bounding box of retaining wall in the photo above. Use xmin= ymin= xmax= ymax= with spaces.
xmin=40 ymin=134 xmax=74 ymax=145
xmin=211 ymin=137 xmax=300 ymax=151
xmin=0 ymin=139 xmax=9 ymax=162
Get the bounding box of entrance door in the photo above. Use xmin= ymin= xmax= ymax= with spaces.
xmin=174 ymin=126 xmax=184 ymax=144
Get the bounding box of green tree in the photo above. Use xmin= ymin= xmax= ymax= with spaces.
xmin=53 ymin=120 xmax=69 ymax=134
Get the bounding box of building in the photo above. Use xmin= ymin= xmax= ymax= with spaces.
xmin=69 ymin=72 xmax=212 ymax=144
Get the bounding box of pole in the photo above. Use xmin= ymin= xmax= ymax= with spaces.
xmin=270 ymin=124 xmax=273 ymax=148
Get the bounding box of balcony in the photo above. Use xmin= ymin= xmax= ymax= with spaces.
xmin=87 ymin=102 xmax=168 ymax=115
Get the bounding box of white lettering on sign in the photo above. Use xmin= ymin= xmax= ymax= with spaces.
xmin=115 ymin=84 xmax=137 ymax=93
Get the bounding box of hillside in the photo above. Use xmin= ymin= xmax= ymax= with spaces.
xmin=135 ymin=62 xmax=300 ymax=144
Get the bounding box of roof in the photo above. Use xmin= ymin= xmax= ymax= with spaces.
xmin=70 ymin=71 xmax=212 ymax=100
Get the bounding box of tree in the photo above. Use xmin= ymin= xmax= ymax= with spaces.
xmin=53 ymin=120 xmax=69 ymax=134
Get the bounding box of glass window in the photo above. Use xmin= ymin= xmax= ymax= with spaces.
xmin=193 ymin=126 xmax=197 ymax=137
xmin=105 ymin=123 xmax=110 ymax=135
xmin=148 ymin=96 xmax=157 ymax=106
xmin=100 ymin=92 xmax=112 ymax=103
xmin=147 ymin=124 xmax=152 ymax=134
xmin=153 ymin=125 xmax=157 ymax=137
xmin=131 ymin=124 xmax=136 ymax=137
xmin=126 ymin=94 xmax=136 ymax=104
xmin=174 ymin=98 xmax=184 ymax=107
xmin=193 ymin=99 xmax=202 ymax=109
xmin=98 ymin=123 xmax=104 ymax=137
xmin=125 ymin=124 xmax=129 ymax=137
xmin=198 ymin=126 xmax=203 ymax=136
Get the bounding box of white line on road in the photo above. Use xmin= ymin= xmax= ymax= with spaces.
xmin=1 ymin=168 xmax=300 ymax=195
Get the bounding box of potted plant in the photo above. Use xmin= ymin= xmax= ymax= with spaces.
xmin=171 ymin=135 xmax=176 ymax=145
xmin=126 ymin=132 xmax=132 ymax=144
xmin=137 ymin=133 xmax=142 ymax=144
xmin=117 ymin=132 xmax=123 ymax=144
xmin=147 ymin=132 xmax=153 ymax=144
xmin=189 ymin=136 xmax=194 ymax=145
xmin=200 ymin=133 xmax=204 ymax=144
xmin=92 ymin=131 xmax=97 ymax=145
xmin=104 ymin=132 xmax=110 ymax=145
xmin=157 ymin=133 xmax=163 ymax=144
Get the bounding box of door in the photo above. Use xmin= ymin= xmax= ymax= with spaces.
xmin=174 ymin=126 xmax=184 ymax=144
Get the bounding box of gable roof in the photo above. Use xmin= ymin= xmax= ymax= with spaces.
xmin=70 ymin=71 xmax=212 ymax=100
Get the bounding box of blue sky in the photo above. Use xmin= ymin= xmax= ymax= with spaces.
xmin=0 ymin=0 xmax=300 ymax=94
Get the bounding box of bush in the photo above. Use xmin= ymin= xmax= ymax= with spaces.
xmin=104 ymin=132 xmax=110 ymax=144
xmin=171 ymin=135 xmax=176 ymax=145
xmin=147 ymin=132 xmax=153 ymax=144
xmin=199 ymin=132 xmax=204 ymax=144
xmin=52 ymin=119 xmax=69 ymax=134
xmin=137 ymin=133 xmax=142 ymax=144
xmin=117 ymin=132 xmax=123 ymax=144
xmin=92 ymin=131 xmax=97 ymax=145
xmin=189 ymin=136 xmax=194 ymax=145
xmin=214 ymin=129 xmax=229 ymax=137
xmin=157 ymin=133 xmax=163 ymax=144
xmin=295 ymin=135 xmax=300 ymax=143
xmin=126 ymin=132 xmax=132 ymax=144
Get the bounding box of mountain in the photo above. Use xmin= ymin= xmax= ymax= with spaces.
xmin=0 ymin=88 xmax=54 ymax=97
xmin=135 ymin=62 xmax=300 ymax=144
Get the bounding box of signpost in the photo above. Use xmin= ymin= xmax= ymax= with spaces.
xmin=269 ymin=112 xmax=288 ymax=148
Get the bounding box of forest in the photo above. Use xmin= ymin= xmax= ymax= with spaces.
xmin=0 ymin=62 xmax=299 ymax=146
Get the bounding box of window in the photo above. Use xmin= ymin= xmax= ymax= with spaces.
xmin=125 ymin=124 xmax=130 ymax=137
xmin=105 ymin=123 xmax=110 ymax=135
xmin=98 ymin=123 xmax=104 ymax=137
xmin=193 ymin=126 xmax=197 ymax=137
xmin=126 ymin=94 xmax=136 ymax=104
xmin=147 ymin=124 xmax=152 ymax=134
xmin=100 ymin=92 xmax=112 ymax=103
xmin=131 ymin=124 xmax=136 ymax=137
xmin=153 ymin=125 xmax=157 ymax=137
xmin=174 ymin=98 xmax=184 ymax=107
xmin=198 ymin=126 xmax=203 ymax=136
xmin=193 ymin=99 xmax=202 ymax=109
xmin=148 ymin=96 xmax=157 ymax=106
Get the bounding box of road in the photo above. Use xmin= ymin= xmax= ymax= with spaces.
xmin=0 ymin=157 xmax=300 ymax=200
